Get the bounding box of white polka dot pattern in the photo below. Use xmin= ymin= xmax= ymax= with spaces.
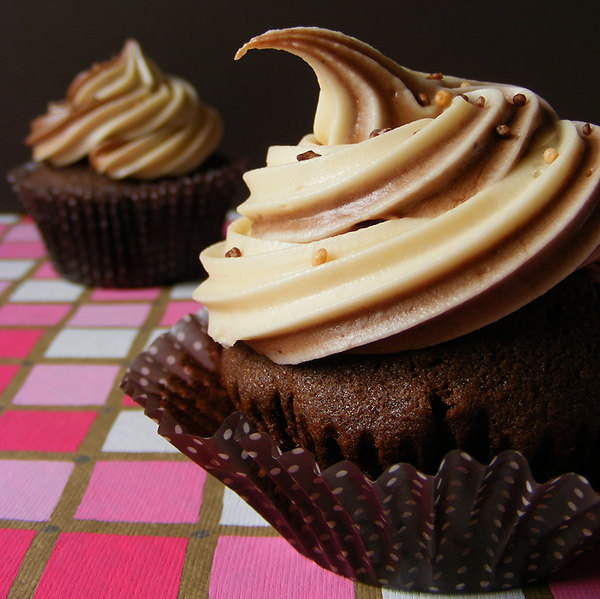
xmin=121 ymin=312 xmax=600 ymax=594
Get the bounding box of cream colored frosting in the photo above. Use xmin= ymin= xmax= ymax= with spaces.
xmin=27 ymin=39 xmax=222 ymax=180
xmin=194 ymin=27 xmax=600 ymax=364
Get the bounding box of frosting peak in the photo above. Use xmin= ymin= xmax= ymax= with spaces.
xmin=235 ymin=27 xmax=444 ymax=145
xmin=194 ymin=27 xmax=600 ymax=364
xmin=27 ymin=40 xmax=222 ymax=180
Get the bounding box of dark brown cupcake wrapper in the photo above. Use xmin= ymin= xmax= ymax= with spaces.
xmin=8 ymin=159 xmax=244 ymax=287
xmin=121 ymin=312 xmax=600 ymax=593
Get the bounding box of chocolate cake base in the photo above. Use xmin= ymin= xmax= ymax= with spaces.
xmin=8 ymin=157 xmax=243 ymax=287
xmin=220 ymin=272 xmax=600 ymax=485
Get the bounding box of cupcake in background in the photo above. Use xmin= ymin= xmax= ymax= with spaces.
xmin=8 ymin=39 xmax=243 ymax=287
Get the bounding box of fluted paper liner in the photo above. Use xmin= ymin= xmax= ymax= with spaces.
xmin=8 ymin=158 xmax=243 ymax=287
xmin=121 ymin=311 xmax=600 ymax=593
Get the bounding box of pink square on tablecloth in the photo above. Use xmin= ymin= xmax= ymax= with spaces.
xmin=4 ymin=223 xmax=42 ymax=242
xmin=122 ymin=395 xmax=138 ymax=407
xmin=34 ymin=532 xmax=187 ymax=599
xmin=0 ymin=528 xmax=37 ymax=595
xmin=549 ymin=546 xmax=600 ymax=598
xmin=0 ymin=410 xmax=97 ymax=452
xmin=0 ymin=303 xmax=71 ymax=326
xmin=34 ymin=261 xmax=60 ymax=279
xmin=0 ymin=460 xmax=74 ymax=520
xmin=210 ymin=536 xmax=355 ymax=599
xmin=68 ymin=303 xmax=152 ymax=327
xmin=90 ymin=288 xmax=161 ymax=301
xmin=12 ymin=364 xmax=120 ymax=406
xmin=160 ymin=301 xmax=199 ymax=326
xmin=75 ymin=461 xmax=206 ymax=523
xmin=0 ymin=328 xmax=45 ymax=358
xmin=0 ymin=242 xmax=47 ymax=259
xmin=0 ymin=364 xmax=20 ymax=394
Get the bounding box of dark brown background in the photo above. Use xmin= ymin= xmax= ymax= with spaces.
xmin=1 ymin=0 xmax=599 ymax=212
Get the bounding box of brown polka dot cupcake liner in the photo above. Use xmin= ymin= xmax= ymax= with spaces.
xmin=8 ymin=158 xmax=244 ymax=288
xmin=121 ymin=311 xmax=600 ymax=593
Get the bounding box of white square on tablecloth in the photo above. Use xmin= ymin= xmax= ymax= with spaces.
xmin=0 ymin=259 xmax=36 ymax=280
xmin=10 ymin=279 xmax=85 ymax=302
xmin=220 ymin=487 xmax=270 ymax=527
xmin=102 ymin=410 xmax=179 ymax=454
xmin=45 ymin=328 xmax=138 ymax=359
xmin=382 ymin=585 xmax=525 ymax=598
xmin=169 ymin=282 xmax=200 ymax=299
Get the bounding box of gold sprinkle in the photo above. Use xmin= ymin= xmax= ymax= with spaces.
xmin=459 ymin=81 xmax=472 ymax=88
xmin=427 ymin=72 xmax=444 ymax=80
xmin=297 ymin=150 xmax=321 ymax=161
xmin=475 ymin=96 xmax=486 ymax=107
xmin=495 ymin=124 xmax=511 ymax=138
xmin=369 ymin=127 xmax=392 ymax=138
xmin=435 ymin=89 xmax=452 ymax=107
xmin=417 ymin=92 xmax=430 ymax=106
xmin=225 ymin=247 xmax=242 ymax=258
xmin=512 ymin=93 xmax=527 ymax=106
xmin=543 ymin=147 xmax=559 ymax=163
xmin=582 ymin=123 xmax=593 ymax=136
xmin=585 ymin=168 xmax=594 ymax=178
xmin=311 ymin=248 xmax=328 ymax=267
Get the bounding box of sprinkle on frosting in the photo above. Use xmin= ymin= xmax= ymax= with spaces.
xmin=435 ymin=90 xmax=452 ymax=107
xmin=512 ymin=93 xmax=527 ymax=106
xmin=311 ymin=248 xmax=328 ymax=267
xmin=369 ymin=128 xmax=392 ymax=138
xmin=194 ymin=27 xmax=600 ymax=364
xmin=543 ymin=147 xmax=559 ymax=163
xmin=26 ymin=40 xmax=222 ymax=180
xmin=225 ymin=247 xmax=242 ymax=258
xmin=495 ymin=124 xmax=511 ymax=137
xmin=297 ymin=150 xmax=321 ymax=161
xmin=417 ymin=92 xmax=431 ymax=106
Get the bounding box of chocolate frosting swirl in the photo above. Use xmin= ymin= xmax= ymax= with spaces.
xmin=194 ymin=27 xmax=600 ymax=364
xmin=27 ymin=40 xmax=222 ymax=180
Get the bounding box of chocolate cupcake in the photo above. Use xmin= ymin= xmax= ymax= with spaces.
xmin=193 ymin=27 xmax=600 ymax=484
xmin=8 ymin=40 xmax=243 ymax=287
xmin=123 ymin=28 xmax=600 ymax=592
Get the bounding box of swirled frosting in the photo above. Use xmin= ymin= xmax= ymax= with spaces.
xmin=194 ymin=27 xmax=600 ymax=364
xmin=26 ymin=39 xmax=222 ymax=180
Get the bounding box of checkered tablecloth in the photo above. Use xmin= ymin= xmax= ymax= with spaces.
xmin=0 ymin=212 xmax=598 ymax=599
